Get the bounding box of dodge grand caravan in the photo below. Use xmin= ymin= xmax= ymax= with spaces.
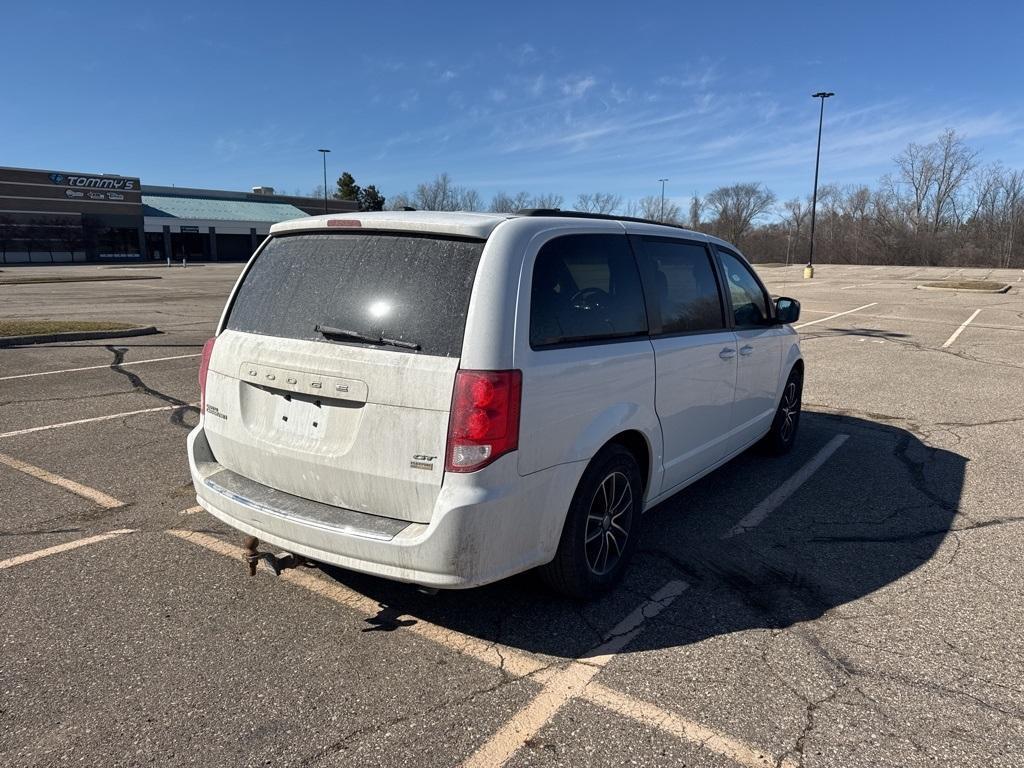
xmin=188 ymin=210 xmax=803 ymax=598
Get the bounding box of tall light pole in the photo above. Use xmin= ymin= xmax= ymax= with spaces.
xmin=317 ymin=148 xmax=331 ymax=215
xmin=658 ymin=178 xmax=669 ymax=221
xmin=805 ymin=92 xmax=833 ymax=278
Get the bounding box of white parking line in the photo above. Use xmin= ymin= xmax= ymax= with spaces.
xmin=585 ymin=682 xmax=796 ymax=768
xmin=0 ymin=529 xmax=134 ymax=571
xmin=166 ymin=529 xmax=548 ymax=678
xmin=179 ymin=505 xmax=203 ymax=515
xmin=0 ymin=403 xmax=196 ymax=439
xmin=839 ymin=285 xmax=858 ymax=290
xmin=169 ymin=530 xmax=786 ymax=767
xmin=795 ymin=303 xmax=877 ymax=329
xmin=0 ymin=353 xmax=200 ymax=382
xmin=463 ymin=580 xmax=687 ymax=768
xmin=723 ymin=434 xmax=850 ymax=538
xmin=941 ymin=309 xmax=982 ymax=348
xmin=0 ymin=452 xmax=123 ymax=508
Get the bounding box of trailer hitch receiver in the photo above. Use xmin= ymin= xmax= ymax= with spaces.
xmin=242 ymin=535 xmax=308 ymax=576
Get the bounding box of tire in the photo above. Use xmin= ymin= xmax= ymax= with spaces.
xmin=761 ymin=367 xmax=803 ymax=455
xmin=540 ymin=444 xmax=643 ymax=599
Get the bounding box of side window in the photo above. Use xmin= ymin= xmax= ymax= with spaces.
xmin=637 ymin=238 xmax=725 ymax=333
xmin=530 ymin=234 xmax=648 ymax=348
xmin=715 ymin=248 xmax=770 ymax=327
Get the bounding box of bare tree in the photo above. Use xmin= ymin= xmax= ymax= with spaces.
xmin=532 ymin=193 xmax=564 ymax=209
xmin=575 ymin=192 xmax=621 ymax=214
xmin=414 ymin=173 xmax=457 ymax=210
xmin=400 ymin=173 xmax=483 ymax=211
xmin=637 ymin=195 xmax=681 ymax=223
xmin=621 ymin=199 xmax=641 ymax=218
xmin=356 ymin=127 xmax=1016 ymax=268
xmin=458 ymin=188 xmax=483 ymax=212
xmin=929 ymin=129 xmax=977 ymax=235
xmin=704 ymin=183 xmax=776 ymax=243
xmin=489 ymin=191 xmax=533 ymax=213
xmin=688 ymin=193 xmax=704 ymax=230
xmin=387 ymin=192 xmax=414 ymax=210
xmin=1003 ymin=169 xmax=1023 ymax=267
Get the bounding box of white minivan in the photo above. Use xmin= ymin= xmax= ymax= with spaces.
xmin=188 ymin=210 xmax=802 ymax=598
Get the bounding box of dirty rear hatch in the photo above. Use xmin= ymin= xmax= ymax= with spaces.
xmin=202 ymin=231 xmax=484 ymax=524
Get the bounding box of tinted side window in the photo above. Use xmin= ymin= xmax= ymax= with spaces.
xmin=638 ymin=238 xmax=724 ymax=333
xmin=530 ymin=234 xmax=647 ymax=348
xmin=716 ymin=248 xmax=770 ymax=327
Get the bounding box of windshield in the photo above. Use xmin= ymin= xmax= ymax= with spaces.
xmin=225 ymin=232 xmax=484 ymax=357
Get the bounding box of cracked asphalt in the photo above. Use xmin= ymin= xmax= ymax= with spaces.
xmin=1 ymin=262 xmax=1023 ymax=767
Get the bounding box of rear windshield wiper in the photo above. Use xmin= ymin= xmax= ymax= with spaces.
xmin=315 ymin=324 xmax=420 ymax=351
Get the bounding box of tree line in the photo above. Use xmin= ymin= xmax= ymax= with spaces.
xmin=326 ymin=131 xmax=1022 ymax=268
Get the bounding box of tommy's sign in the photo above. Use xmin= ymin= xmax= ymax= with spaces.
xmin=49 ymin=173 xmax=137 ymax=191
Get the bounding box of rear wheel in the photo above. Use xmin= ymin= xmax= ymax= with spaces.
xmin=761 ymin=367 xmax=802 ymax=454
xmin=540 ymin=444 xmax=642 ymax=599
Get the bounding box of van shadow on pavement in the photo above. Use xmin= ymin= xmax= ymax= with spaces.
xmin=318 ymin=412 xmax=965 ymax=660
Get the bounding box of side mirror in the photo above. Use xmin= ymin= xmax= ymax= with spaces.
xmin=775 ymin=296 xmax=800 ymax=325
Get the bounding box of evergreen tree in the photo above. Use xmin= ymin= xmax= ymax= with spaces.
xmin=359 ymin=185 xmax=386 ymax=211
xmin=334 ymin=172 xmax=361 ymax=202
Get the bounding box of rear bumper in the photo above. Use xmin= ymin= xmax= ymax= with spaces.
xmin=187 ymin=425 xmax=581 ymax=588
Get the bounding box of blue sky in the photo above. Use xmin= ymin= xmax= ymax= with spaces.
xmin=3 ymin=1 xmax=1023 ymax=210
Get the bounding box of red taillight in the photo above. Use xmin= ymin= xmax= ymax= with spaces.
xmin=445 ymin=369 xmax=522 ymax=473
xmin=198 ymin=336 xmax=216 ymax=413
xmin=326 ymin=218 xmax=362 ymax=228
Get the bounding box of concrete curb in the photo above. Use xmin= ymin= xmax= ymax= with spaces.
xmin=0 ymin=326 xmax=159 ymax=347
xmin=102 ymin=264 xmax=206 ymax=269
xmin=915 ymin=283 xmax=1011 ymax=294
xmin=0 ymin=275 xmax=162 ymax=285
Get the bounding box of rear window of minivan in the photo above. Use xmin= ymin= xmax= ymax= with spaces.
xmin=225 ymin=232 xmax=484 ymax=357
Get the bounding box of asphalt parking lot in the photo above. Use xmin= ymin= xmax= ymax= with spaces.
xmin=2 ymin=261 xmax=1023 ymax=767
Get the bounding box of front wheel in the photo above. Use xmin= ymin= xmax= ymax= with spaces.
xmin=540 ymin=444 xmax=643 ymax=599
xmin=761 ymin=367 xmax=803 ymax=455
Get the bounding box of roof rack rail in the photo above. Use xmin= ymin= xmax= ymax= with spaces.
xmin=514 ymin=208 xmax=686 ymax=229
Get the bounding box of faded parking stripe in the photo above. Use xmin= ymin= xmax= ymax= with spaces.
xmin=942 ymin=309 xmax=982 ymax=348
xmin=0 ymin=529 xmax=134 ymax=571
xmin=794 ymin=302 xmax=877 ymax=329
xmin=583 ymin=682 xmax=796 ymax=768
xmin=723 ymin=434 xmax=850 ymax=538
xmin=462 ymin=580 xmax=687 ymax=768
xmin=0 ymin=353 xmax=200 ymax=381
xmin=0 ymin=403 xmax=197 ymax=439
xmin=0 ymin=451 xmax=123 ymax=508
xmin=168 ymin=529 xmax=788 ymax=766
xmin=166 ymin=529 xmax=548 ymax=678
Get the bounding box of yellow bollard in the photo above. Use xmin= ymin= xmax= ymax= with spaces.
xmin=803 ymin=265 xmax=815 ymax=279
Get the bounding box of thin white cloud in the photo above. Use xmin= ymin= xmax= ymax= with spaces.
xmin=561 ymin=76 xmax=597 ymax=99
xmin=398 ymin=90 xmax=420 ymax=111
xmin=657 ymin=60 xmax=719 ymax=90
xmin=516 ymin=43 xmax=537 ymax=64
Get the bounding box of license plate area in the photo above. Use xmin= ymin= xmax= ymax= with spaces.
xmin=238 ymin=380 xmax=364 ymax=450
xmin=272 ymin=390 xmax=333 ymax=438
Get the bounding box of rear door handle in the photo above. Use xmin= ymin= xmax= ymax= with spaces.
xmin=719 ymin=347 xmax=737 ymax=360
xmin=739 ymin=345 xmax=754 ymax=356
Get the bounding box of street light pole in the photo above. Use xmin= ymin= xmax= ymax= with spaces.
xmin=317 ymin=148 xmax=331 ymax=215
xmin=806 ymin=92 xmax=833 ymax=279
xmin=658 ymin=178 xmax=668 ymax=221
